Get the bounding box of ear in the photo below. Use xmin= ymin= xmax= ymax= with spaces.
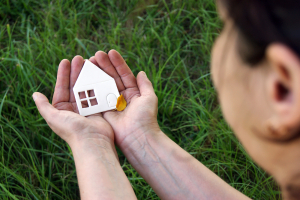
xmin=265 ymin=43 xmax=300 ymax=141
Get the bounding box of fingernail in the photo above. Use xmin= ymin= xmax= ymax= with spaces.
xmin=142 ymin=71 xmax=147 ymax=77
xmin=32 ymin=93 xmax=37 ymax=101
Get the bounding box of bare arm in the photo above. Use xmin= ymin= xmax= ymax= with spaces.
xmin=89 ymin=50 xmax=251 ymax=200
xmin=71 ymin=134 xmax=137 ymax=200
xmin=120 ymin=130 xmax=251 ymax=200
xmin=33 ymin=56 xmax=137 ymax=200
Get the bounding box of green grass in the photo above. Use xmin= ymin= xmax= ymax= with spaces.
xmin=0 ymin=0 xmax=281 ymax=199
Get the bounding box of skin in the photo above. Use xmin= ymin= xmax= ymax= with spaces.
xmin=94 ymin=50 xmax=250 ymax=200
xmin=33 ymin=56 xmax=137 ymax=200
xmin=33 ymin=2 xmax=300 ymax=200
xmin=211 ymin=2 xmax=300 ymax=199
xmin=34 ymin=50 xmax=250 ymax=199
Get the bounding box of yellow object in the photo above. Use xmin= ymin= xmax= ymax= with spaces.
xmin=116 ymin=94 xmax=127 ymax=111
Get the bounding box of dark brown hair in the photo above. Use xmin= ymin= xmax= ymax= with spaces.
xmin=222 ymin=0 xmax=300 ymax=65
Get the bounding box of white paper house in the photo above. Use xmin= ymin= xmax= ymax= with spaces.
xmin=73 ymin=60 xmax=120 ymax=116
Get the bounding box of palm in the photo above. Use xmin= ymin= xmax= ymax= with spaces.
xmin=51 ymin=56 xmax=114 ymax=141
xmin=90 ymin=50 xmax=159 ymax=146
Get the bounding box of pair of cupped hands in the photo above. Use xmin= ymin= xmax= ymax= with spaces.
xmin=33 ymin=50 xmax=161 ymax=154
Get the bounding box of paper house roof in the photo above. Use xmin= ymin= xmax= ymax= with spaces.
xmin=74 ymin=60 xmax=113 ymax=88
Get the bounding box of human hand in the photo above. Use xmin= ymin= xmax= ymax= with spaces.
xmin=90 ymin=50 xmax=161 ymax=150
xmin=33 ymin=56 xmax=115 ymax=149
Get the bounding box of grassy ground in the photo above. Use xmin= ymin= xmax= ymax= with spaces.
xmin=0 ymin=0 xmax=281 ymax=199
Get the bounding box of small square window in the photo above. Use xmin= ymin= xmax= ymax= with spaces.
xmin=90 ymin=98 xmax=98 ymax=106
xmin=81 ymin=100 xmax=89 ymax=108
xmin=88 ymin=89 xmax=95 ymax=97
xmin=79 ymin=91 xmax=86 ymax=99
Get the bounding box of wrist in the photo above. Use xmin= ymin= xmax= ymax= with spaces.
xmin=120 ymin=127 xmax=165 ymax=158
xmin=69 ymin=131 xmax=114 ymax=148
xmin=70 ymin=133 xmax=118 ymax=160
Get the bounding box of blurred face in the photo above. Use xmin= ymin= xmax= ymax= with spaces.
xmin=211 ymin=1 xmax=300 ymax=192
xmin=211 ymin=4 xmax=272 ymax=166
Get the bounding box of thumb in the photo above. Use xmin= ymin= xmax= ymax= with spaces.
xmin=136 ymin=71 xmax=155 ymax=96
xmin=33 ymin=92 xmax=57 ymax=123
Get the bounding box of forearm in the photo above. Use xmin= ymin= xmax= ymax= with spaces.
xmin=71 ymin=134 xmax=137 ymax=200
xmin=121 ymin=130 xmax=250 ymax=200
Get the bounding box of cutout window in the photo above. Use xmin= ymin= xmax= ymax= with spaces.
xmin=79 ymin=91 xmax=86 ymax=99
xmin=88 ymin=90 xmax=95 ymax=97
xmin=78 ymin=89 xmax=97 ymax=108
xmin=81 ymin=100 xmax=89 ymax=108
xmin=90 ymin=98 xmax=98 ymax=106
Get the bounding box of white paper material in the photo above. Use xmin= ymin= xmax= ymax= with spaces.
xmin=73 ymin=60 xmax=120 ymax=116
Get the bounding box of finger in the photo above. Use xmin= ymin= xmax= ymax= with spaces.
xmin=95 ymin=51 xmax=125 ymax=91
xmin=69 ymin=55 xmax=84 ymax=102
xmin=33 ymin=92 xmax=58 ymax=124
xmin=89 ymin=56 xmax=98 ymax=67
xmin=52 ymin=59 xmax=71 ymax=105
xmin=102 ymin=111 xmax=118 ymax=128
xmin=136 ymin=71 xmax=155 ymax=96
xmin=108 ymin=50 xmax=137 ymax=90
xmin=87 ymin=112 xmax=103 ymax=119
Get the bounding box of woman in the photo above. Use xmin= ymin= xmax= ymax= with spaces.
xmin=33 ymin=0 xmax=300 ymax=199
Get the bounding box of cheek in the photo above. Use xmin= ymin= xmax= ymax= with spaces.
xmin=218 ymin=68 xmax=270 ymax=142
xmin=211 ymin=35 xmax=225 ymax=88
xmin=218 ymin=86 xmax=244 ymax=131
xmin=214 ymin=58 xmax=254 ymax=135
xmin=211 ymin=36 xmax=243 ymax=128
xmin=211 ymin=25 xmax=257 ymax=137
